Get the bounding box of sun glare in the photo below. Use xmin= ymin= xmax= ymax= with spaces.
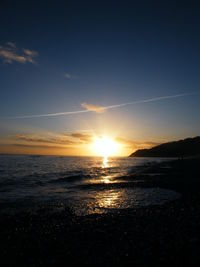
xmin=92 ymin=136 xmax=119 ymax=158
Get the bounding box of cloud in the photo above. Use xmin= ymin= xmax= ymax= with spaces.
xmin=69 ymin=132 xmax=93 ymax=142
xmin=116 ymin=137 xmax=160 ymax=150
xmin=64 ymin=72 xmax=72 ymax=79
xmin=14 ymin=132 xmax=159 ymax=151
xmin=81 ymin=103 xmax=105 ymax=113
xmin=0 ymin=131 xmax=163 ymax=156
xmin=64 ymin=72 xmax=78 ymax=80
xmin=6 ymin=42 xmax=16 ymax=48
xmin=14 ymin=132 xmax=94 ymax=147
xmin=0 ymin=42 xmax=38 ymax=64
xmin=15 ymin=134 xmax=77 ymax=146
xmin=23 ymin=49 xmax=38 ymax=58
xmin=65 ymin=132 xmax=159 ymax=150
xmin=1 ymin=93 xmax=193 ymax=120
xmin=0 ymin=132 xmax=90 ymax=154
xmin=11 ymin=143 xmax=66 ymax=149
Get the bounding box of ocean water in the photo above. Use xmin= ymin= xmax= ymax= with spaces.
xmin=0 ymin=155 xmax=180 ymax=215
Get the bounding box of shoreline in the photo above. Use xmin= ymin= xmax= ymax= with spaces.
xmin=1 ymin=158 xmax=200 ymax=266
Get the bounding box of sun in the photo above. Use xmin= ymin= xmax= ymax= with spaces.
xmin=91 ymin=136 xmax=119 ymax=157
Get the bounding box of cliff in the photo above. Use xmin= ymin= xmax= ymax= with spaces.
xmin=130 ymin=136 xmax=200 ymax=157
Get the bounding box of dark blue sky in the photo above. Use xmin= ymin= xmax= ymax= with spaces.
xmin=0 ymin=0 xmax=200 ymax=154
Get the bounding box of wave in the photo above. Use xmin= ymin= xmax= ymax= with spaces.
xmin=48 ymin=174 xmax=91 ymax=184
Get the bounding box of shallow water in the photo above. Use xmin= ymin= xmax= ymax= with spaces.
xmin=0 ymin=155 xmax=179 ymax=215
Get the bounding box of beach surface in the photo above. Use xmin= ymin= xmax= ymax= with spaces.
xmin=1 ymin=157 xmax=200 ymax=266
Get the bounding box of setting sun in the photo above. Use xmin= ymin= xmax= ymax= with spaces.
xmin=91 ymin=136 xmax=119 ymax=157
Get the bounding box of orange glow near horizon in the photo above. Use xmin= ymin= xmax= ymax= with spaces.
xmin=0 ymin=132 xmax=142 ymax=157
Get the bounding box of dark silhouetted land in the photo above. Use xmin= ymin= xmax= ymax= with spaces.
xmin=130 ymin=136 xmax=200 ymax=157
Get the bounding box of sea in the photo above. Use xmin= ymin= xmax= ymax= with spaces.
xmin=0 ymin=155 xmax=180 ymax=215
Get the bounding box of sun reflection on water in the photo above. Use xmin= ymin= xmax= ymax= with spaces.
xmin=94 ymin=190 xmax=123 ymax=209
xmin=99 ymin=191 xmax=121 ymax=208
xmin=101 ymin=175 xmax=111 ymax=184
xmin=102 ymin=156 xmax=108 ymax=168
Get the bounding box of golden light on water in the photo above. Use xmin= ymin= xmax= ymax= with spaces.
xmin=102 ymin=156 xmax=108 ymax=168
xmin=94 ymin=190 xmax=123 ymax=209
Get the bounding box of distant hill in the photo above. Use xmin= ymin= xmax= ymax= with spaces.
xmin=130 ymin=136 xmax=200 ymax=158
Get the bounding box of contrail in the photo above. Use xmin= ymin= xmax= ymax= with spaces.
xmin=103 ymin=93 xmax=192 ymax=110
xmin=5 ymin=109 xmax=90 ymax=119
xmin=1 ymin=93 xmax=193 ymax=119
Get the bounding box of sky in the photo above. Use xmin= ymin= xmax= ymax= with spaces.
xmin=0 ymin=0 xmax=200 ymax=156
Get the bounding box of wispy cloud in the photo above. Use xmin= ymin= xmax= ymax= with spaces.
xmin=116 ymin=137 xmax=159 ymax=150
xmin=81 ymin=103 xmax=105 ymax=113
xmin=0 ymin=93 xmax=194 ymax=119
xmin=0 ymin=131 xmax=162 ymax=155
xmin=0 ymin=42 xmax=38 ymax=64
xmin=64 ymin=72 xmax=72 ymax=79
xmin=0 ymin=131 xmax=94 ymax=154
xmin=69 ymin=132 xmax=93 ymax=142
xmin=10 ymin=143 xmax=66 ymax=150
xmin=23 ymin=49 xmax=38 ymax=59
xmin=64 ymin=72 xmax=78 ymax=80
xmin=6 ymin=42 xmax=16 ymax=48
xmin=15 ymin=134 xmax=77 ymax=146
